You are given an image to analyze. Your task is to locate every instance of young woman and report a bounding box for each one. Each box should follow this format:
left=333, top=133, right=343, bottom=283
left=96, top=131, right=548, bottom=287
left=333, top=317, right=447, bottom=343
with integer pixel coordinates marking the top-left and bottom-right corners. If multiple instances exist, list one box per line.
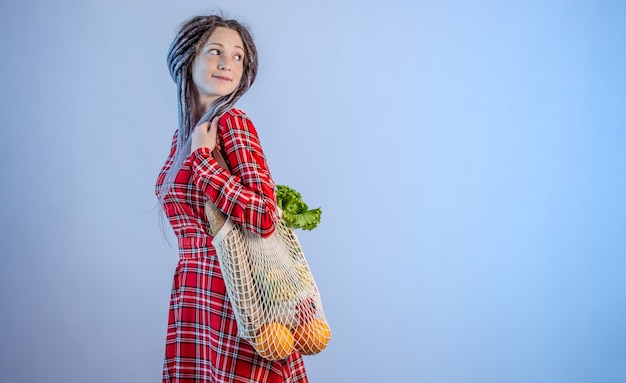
left=155, top=14, right=309, bottom=382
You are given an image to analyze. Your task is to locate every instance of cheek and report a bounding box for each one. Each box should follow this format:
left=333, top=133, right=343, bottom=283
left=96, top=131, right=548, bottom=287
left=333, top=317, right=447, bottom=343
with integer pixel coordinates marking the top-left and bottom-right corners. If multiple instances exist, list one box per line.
left=193, top=57, right=214, bottom=80
left=235, top=65, right=245, bottom=82
left=191, top=61, right=204, bottom=84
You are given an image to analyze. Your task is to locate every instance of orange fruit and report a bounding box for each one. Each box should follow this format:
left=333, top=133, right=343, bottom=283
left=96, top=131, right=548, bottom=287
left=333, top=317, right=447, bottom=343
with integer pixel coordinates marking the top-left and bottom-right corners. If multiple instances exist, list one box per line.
left=293, top=318, right=331, bottom=355
left=254, top=322, right=294, bottom=360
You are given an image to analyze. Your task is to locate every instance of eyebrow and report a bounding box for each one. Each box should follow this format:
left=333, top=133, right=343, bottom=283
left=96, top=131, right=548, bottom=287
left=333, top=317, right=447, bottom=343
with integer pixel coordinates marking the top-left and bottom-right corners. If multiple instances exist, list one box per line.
left=205, top=42, right=245, bottom=51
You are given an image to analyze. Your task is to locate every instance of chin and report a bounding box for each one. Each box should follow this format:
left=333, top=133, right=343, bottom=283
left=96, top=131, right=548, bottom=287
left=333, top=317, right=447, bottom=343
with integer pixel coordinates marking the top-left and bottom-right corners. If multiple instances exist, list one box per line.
left=215, top=87, right=238, bottom=98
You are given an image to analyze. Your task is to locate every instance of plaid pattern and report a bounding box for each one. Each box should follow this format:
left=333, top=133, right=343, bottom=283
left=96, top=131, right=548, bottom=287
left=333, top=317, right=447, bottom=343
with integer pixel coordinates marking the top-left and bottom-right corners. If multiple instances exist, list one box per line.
left=156, top=109, right=308, bottom=382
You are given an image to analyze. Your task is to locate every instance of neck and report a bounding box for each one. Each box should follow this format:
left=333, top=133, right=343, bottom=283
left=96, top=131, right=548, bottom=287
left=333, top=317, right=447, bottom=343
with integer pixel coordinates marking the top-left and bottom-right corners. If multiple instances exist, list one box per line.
left=193, top=93, right=218, bottom=124
left=199, top=95, right=219, bottom=114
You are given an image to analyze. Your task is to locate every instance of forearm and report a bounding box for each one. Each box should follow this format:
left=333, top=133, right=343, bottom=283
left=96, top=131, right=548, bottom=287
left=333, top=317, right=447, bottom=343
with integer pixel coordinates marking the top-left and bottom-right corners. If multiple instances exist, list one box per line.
left=191, top=148, right=278, bottom=238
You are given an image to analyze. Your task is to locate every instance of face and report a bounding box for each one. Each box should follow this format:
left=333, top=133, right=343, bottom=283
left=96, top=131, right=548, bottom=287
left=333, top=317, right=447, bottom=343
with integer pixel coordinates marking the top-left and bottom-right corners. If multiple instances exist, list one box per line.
left=192, top=27, right=245, bottom=108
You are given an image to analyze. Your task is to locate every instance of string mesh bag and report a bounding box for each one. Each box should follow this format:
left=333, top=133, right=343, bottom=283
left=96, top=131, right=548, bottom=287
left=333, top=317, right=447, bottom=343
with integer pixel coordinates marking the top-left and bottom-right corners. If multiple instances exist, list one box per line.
left=204, top=152, right=331, bottom=361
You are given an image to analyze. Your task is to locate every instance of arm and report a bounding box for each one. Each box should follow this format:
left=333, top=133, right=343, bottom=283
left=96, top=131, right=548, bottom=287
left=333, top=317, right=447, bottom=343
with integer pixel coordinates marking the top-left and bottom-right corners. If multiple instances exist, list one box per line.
left=190, top=110, right=279, bottom=238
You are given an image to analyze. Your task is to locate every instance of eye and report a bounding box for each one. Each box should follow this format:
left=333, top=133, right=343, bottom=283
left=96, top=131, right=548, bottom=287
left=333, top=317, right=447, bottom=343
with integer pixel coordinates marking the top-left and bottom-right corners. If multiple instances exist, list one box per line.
left=234, top=53, right=243, bottom=61
left=208, top=48, right=220, bottom=55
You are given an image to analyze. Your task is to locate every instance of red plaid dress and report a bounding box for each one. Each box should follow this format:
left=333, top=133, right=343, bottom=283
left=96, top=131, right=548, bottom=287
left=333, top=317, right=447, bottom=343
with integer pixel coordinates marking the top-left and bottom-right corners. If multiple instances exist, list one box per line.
left=155, top=109, right=309, bottom=382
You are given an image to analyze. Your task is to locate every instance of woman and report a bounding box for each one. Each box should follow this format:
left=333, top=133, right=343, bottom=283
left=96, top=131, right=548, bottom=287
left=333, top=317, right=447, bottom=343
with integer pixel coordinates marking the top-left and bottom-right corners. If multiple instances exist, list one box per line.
left=155, top=14, right=309, bottom=382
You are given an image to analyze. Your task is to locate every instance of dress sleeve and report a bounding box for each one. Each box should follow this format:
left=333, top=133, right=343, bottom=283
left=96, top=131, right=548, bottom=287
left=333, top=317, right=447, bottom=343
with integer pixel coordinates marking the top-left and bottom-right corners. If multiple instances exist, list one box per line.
left=190, top=110, right=279, bottom=238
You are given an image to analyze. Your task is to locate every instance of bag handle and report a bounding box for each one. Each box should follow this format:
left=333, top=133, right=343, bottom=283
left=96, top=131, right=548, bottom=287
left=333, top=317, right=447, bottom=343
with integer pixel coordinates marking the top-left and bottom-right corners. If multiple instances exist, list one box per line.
left=212, top=145, right=230, bottom=172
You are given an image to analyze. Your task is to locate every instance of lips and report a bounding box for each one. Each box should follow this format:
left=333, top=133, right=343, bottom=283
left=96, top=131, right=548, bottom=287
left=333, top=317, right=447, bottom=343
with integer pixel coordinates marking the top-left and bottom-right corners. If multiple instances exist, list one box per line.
left=212, top=75, right=232, bottom=82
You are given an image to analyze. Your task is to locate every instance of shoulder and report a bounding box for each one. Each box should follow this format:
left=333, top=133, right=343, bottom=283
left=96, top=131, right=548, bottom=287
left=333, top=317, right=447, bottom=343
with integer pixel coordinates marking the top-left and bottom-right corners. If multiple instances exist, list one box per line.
left=219, top=108, right=250, bottom=124
left=219, top=108, right=258, bottom=136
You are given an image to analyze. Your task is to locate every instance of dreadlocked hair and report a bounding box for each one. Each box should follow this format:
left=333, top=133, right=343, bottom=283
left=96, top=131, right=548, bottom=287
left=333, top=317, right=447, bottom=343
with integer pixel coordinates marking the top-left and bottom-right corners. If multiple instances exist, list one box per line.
left=159, top=14, right=258, bottom=205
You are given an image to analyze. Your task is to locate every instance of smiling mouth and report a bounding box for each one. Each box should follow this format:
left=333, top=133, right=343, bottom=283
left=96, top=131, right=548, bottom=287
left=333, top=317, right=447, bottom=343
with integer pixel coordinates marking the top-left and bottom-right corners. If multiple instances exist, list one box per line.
left=213, top=75, right=232, bottom=81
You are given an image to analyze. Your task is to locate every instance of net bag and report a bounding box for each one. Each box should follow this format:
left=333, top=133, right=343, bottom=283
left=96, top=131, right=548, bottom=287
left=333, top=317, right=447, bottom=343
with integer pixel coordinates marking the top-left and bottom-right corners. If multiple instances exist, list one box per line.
left=206, top=203, right=331, bottom=360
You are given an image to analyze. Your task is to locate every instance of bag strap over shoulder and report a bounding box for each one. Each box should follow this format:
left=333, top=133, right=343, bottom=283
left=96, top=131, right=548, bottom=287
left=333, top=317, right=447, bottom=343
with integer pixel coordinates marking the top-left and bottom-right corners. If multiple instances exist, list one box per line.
left=212, top=147, right=230, bottom=172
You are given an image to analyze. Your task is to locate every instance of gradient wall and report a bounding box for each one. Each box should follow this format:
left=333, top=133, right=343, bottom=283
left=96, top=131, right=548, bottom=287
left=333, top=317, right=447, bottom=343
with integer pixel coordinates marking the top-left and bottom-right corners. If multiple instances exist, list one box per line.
left=1, top=0, right=625, bottom=382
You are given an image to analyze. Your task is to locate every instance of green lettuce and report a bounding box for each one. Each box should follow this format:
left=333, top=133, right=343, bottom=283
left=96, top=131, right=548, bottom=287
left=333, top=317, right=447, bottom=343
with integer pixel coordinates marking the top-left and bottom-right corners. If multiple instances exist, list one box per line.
left=276, top=184, right=322, bottom=230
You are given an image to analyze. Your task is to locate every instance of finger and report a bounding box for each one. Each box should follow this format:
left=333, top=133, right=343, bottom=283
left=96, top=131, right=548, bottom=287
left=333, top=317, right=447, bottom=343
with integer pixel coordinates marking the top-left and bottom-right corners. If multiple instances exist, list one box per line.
left=209, top=118, right=219, bottom=134
left=194, top=121, right=210, bottom=131
left=210, top=118, right=221, bottom=141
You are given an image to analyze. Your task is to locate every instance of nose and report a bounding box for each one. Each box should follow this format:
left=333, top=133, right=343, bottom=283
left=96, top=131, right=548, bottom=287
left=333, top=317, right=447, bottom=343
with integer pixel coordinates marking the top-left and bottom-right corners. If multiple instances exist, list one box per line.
left=218, top=56, right=232, bottom=71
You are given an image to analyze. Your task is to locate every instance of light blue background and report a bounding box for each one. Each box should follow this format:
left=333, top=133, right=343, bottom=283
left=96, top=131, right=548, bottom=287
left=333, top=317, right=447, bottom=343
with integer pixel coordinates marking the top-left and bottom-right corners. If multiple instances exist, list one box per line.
left=1, top=1, right=625, bottom=382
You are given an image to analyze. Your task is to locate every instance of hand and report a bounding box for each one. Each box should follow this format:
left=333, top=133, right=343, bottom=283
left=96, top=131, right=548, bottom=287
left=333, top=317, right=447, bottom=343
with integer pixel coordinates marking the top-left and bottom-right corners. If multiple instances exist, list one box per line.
left=190, top=118, right=222, bottom=154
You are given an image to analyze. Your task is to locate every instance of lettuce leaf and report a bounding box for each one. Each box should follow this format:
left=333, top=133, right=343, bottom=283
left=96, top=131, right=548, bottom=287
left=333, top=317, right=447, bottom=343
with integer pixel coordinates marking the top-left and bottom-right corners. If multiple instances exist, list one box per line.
left=276, top=184, right=322, bottom=230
